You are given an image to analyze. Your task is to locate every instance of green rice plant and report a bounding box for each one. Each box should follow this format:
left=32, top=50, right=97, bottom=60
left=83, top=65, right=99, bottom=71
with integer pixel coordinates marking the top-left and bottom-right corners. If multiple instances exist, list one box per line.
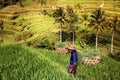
left=0, top=43, right=120, bottom=80
left=55, top=42, right=69, bottom=48
left=80, top=47, right=100, bottom=58
left=0, top=45, right=74, bottom=80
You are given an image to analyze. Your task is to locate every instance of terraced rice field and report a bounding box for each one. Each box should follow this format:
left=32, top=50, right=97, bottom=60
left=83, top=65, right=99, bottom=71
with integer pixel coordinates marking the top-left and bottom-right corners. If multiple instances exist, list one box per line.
left=0, top=45, right=120, bottom=80
left=0, top=1, right=120, bottom=52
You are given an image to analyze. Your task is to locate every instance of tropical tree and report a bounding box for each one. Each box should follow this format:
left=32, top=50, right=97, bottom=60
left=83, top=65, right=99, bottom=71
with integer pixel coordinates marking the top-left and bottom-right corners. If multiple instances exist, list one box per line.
left=52, top=7, right=67, bottom=42
left=37, top=0, right=47, bottom=9
left=40, top=0, right=47, bottom=6
left=66, top=5, right=78, bottom=44
left=37, top=0, right=47, bottom=17
left=19, top=0, right=24, bottom=7
left=80, top=13, right=91, bottom=29
left=107, top=16, right=120, bottom=53
left=89, top=8, right=105, bottom=50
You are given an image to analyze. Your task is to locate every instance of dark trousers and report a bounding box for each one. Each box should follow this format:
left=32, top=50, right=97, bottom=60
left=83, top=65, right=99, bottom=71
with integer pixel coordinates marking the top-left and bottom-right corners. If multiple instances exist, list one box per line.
left=68, top=64, right=77, bottom=77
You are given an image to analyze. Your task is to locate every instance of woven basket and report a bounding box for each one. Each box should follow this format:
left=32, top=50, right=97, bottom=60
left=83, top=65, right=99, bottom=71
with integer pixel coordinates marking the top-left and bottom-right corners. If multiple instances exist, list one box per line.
left=55, top=47, right=68, bottom=54
left=81, top=55, right=100, bottom=65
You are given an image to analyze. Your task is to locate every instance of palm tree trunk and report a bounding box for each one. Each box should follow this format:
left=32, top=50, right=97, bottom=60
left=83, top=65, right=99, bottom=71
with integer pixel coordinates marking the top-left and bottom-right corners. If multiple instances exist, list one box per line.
left=96, top=33, right=98, bottom=50
left=60, top=23, right=62, bottom=43
left=111, top=31, right=114, bottom=53
left=72, top=31, right=74, bottom=44
left=85, top=23, right=87, bottom=28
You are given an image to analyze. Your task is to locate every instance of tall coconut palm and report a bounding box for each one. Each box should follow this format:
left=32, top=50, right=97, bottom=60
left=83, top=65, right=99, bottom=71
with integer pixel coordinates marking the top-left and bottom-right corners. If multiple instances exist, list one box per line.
left=80, top=13, right=91, bottom=29
left=19, top=0, right=24, bottom=7
left=39, top=0, right=47, bottom=9
left=107, top=16, right=120, bottom=53
left=52, top=7, right=67, bottom=43
left=89, top=8, right=105, bottom=50
left=39, top=0, right=47, bottom=6
left=66, top=5, right=78, bottom=44
left=36, top=0, right=47, bottom=15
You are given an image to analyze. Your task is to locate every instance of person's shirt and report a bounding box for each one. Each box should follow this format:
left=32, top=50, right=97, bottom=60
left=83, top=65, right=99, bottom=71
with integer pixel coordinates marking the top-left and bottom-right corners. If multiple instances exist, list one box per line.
left=70, top=50, right=78, bottom=65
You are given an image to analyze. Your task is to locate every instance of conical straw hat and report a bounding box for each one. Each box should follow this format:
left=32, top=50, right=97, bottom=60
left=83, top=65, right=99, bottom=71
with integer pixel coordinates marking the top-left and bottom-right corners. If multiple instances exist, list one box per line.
left=65, top=45, right=76, bottom=50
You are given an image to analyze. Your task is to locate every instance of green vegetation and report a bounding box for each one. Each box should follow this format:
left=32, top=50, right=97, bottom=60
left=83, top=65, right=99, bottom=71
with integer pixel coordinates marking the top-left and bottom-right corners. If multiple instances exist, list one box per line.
left=0, top=1, right=120, bottom=79
left=0, top=1, right=119, bottom=45
left=80, top=47, right=100, bottom=58
left=0, top=45, right=120, bottom=80
left=89, top=8, right=105, bottom=50
left=0, top=1, right=119, bottom=49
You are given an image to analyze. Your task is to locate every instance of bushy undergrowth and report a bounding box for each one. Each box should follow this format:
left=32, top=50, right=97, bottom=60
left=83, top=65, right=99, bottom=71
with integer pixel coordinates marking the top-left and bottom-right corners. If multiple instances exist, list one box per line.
left=55, top=42, right=70, bottom=48
left=0, top=45, right=120, bottom=80
left=80, top=47, right=100, bottom=58
left=108, top=52, right=120, bottom=61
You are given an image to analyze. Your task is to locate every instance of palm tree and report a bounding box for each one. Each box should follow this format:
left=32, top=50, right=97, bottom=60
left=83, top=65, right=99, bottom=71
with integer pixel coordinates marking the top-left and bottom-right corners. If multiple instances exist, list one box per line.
left=37, top=0, right=47, bottom=9
left=37, top=0, right=47, bottom=18
left=107, top=16, right=120, bottom=53
left=89, top=8, right=105, bottom=50
left=39, top=0, right=47, bottom=6
left=80, top=13, right=91, bottom=29
left=66, top=5, right=78, bottom=44
left=19, top=0, right=24, bottom=7
left=52, top=7, right=67, bottom=42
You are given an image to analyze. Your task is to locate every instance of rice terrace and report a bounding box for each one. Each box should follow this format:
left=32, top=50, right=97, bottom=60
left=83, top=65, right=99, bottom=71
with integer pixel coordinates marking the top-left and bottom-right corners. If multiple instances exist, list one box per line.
left=0, top=0, right=120, bottom=80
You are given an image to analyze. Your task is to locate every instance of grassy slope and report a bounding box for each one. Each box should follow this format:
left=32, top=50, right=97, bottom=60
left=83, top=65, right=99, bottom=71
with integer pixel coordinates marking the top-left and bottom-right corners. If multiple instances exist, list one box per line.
left=0, top=45, right=120, bottom=80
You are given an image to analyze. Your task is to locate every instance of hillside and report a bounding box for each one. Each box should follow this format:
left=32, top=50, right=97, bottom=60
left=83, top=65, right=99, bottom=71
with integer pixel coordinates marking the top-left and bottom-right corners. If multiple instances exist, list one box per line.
left=0, top=1, right=120, bottom=80
left=0, top=0, right=120, bottom=52
left=0, top=45, right=120, bottom=80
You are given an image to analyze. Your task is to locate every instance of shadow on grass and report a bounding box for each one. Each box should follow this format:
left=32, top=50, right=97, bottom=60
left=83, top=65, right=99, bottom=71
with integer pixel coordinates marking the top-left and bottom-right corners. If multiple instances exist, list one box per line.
left=108, top=52, right=120, bottom=61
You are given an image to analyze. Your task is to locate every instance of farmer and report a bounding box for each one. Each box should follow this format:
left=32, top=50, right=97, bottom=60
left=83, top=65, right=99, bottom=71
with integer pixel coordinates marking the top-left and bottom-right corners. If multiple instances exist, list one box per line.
left=65, top=45, right=78, bottom=77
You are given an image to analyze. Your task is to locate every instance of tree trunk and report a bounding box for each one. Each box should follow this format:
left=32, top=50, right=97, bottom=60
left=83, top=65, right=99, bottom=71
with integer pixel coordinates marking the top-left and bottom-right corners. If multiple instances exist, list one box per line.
left=19, top=1, right=24, bottom=7
left=72, top=31, right=74, bottom=44
left=111, top=31, right=114, bottom=53
left=85, top=22, right=87, bottom=28
left=60, top=23, right=62, bottom=43
left=96, top=33, right=98, bottom=50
